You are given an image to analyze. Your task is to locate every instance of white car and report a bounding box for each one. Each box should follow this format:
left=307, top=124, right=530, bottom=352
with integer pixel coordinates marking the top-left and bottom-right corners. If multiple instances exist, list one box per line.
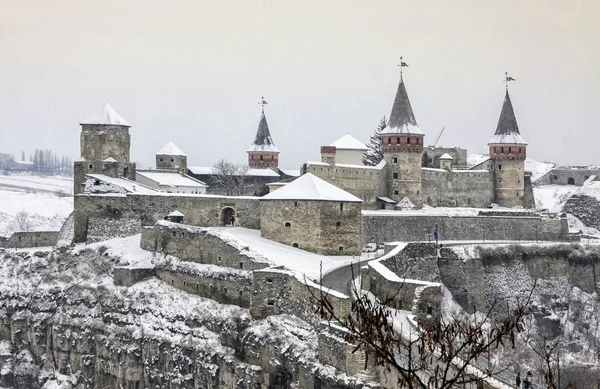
left=362, top=243, right=377, bottom=253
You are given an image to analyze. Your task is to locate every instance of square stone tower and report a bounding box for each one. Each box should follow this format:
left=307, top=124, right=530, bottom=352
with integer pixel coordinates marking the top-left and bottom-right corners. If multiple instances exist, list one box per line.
left=74, top=103, right=136, bottom=194
left=380, top=74, right=425, bottom=207
left=155, top=141, right=188, bottom=174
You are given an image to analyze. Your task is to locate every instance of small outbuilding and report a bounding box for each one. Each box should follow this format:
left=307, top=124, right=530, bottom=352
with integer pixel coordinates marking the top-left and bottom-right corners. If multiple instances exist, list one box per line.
left=260, top=173, right=363, bottom=255
left=166, top=210, right=185, bottom=224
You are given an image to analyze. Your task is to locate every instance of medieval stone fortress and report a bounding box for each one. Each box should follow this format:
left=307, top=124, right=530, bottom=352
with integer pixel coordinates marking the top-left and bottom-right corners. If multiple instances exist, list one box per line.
left=2, top=65, right=600, bottom=388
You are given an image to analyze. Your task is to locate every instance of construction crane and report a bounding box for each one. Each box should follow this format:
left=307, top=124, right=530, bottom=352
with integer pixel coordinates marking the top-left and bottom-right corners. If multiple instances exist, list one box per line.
left=430, top=127, right=445, bottom=149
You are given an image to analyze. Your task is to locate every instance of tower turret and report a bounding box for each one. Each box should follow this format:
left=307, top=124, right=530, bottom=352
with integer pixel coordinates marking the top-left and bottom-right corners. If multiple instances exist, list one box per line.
left=488, top=86, right=527, bottom=207
left=156, top=141, right=188, bottom=174
left=380, top=69, right=425, bottom=206
left=247, top=108, right=279, bottom=169
left=74, top=103, right=136, bottom=194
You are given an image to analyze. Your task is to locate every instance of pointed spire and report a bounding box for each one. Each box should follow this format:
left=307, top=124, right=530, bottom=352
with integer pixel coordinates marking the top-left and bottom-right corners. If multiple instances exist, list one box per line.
left=489, top=89, right=527, bottom=145
left=247, top=111, right=279, bottom=153
left=80, top=102, right=130, bottom=126
left=382, top=75, right=424, bottom=135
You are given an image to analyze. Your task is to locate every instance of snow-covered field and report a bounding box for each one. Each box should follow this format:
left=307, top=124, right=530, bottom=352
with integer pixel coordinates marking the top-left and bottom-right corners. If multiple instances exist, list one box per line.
left=0, top=174, right=73, bottom=194
left=0, top=176, right=73, bottom=236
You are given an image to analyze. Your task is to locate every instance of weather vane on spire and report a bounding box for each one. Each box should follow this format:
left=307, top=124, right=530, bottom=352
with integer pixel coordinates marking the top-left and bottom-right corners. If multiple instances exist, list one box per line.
left=398, top=56, right=409, bottom=79
left=258, top=96, right=268, bottom=113
left=505, top=72, right=516, bottom=90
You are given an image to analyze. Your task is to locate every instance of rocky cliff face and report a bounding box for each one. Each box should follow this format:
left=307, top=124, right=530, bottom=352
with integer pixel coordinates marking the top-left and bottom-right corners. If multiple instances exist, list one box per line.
left=382, top=243, right=600, bottom=386
left=564, top=194, right=600, bottom=231
left=0, top=247, right=372, bottom=389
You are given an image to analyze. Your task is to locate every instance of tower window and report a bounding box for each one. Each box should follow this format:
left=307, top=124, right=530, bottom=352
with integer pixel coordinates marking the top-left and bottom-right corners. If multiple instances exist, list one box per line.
left=498, top=179, right=502, bottom=183
left=271, top=155, right=274, bottom=160
left=393, top=172, right=398, bottom=179
left=508, top=147, right=512, bottom=153
left=494, top=147, right=497, bottom=154
left=396, top=137, right=400, bottom=144
left=340, top=203, right=344, bottom=212
left=260, top=155, right=263, bottom=161
left=416, top=137, right=419, bottom=145
left=501, top=147, right=504, bottom=154
left=339, top=246, right=344, bottom=252
left=336, top=221, right=341, bottom=227
left=160, top=158, right=163, bottom=162
left=284, top=222, right=291, bottom=228
left=394, top=190, right=399, bottom=195
left=294, top=201, right=298, bottom=207
left=407, top=137, right=411, bottom=144
left=393, top=157, right=398, bottom=164
left=292, top=243, right=299, bottom=248
left=89, top=164, right=93, bottom=169
left=251, top=155, right=254, bottom=160
left=498, top=164, right=502, bottom=170
left=519, top=147, right=522, bottom=153
left=171, top=158, right=174, bottom=162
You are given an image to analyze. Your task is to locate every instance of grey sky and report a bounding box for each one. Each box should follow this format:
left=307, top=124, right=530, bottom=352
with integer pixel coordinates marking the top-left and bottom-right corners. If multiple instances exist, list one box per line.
left=1, top=0, right=598, bottom=169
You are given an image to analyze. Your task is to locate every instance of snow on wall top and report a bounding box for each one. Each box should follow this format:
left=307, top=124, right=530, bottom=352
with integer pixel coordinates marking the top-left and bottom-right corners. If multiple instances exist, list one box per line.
left=262, top=173, right=362, bottom=202
left=136, top=171, right=207, bottom=187
left=87, top=174, right=157, bottom=194
left=188, top=166, right=280, bottom=177
left=80, top=102, right=130, bottom=126
left=156, top=141, right=187, bottom=156
left=329, top=134, right=368, bottom=150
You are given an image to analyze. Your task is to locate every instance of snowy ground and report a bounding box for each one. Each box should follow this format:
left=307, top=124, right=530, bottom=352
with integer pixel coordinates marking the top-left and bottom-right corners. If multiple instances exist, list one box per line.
left=533, top=184, right=580, bottom=212
left=0, top=188, right=73, bottom=236
left=0, top=174, right=73, bottom=194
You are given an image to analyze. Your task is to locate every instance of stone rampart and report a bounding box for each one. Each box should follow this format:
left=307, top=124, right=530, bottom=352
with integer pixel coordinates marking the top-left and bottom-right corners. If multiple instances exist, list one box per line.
left=318, top=323, right=368, bottom=376
left=421, top=168, right=494, bottom=208
left=74, top=192, right=261, bottom=243
left=155, top=260, right=252, bottom=308
left=2, top=231, right=59, bottom=248
left=250, top=268, right=350, bottom=325
left=362, top=212, right=569, bottom=245
left=536, top=168, right=600, bottom=186
left=141, top=221, right=271, bottom=271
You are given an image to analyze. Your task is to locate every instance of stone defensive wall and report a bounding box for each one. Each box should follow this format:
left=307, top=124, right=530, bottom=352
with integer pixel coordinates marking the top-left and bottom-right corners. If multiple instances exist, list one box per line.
left=421, top=168, right=494, bottom=208
left=307, top=162, right=387, bottom=207
left=317, top=323, right=368, bottom=377
left=536, top=167, right=600, bottom=186
left=251, top=268, right=350, bottom=326
left=74, top=192, right=261, bottom=243
left=140, top=221, right=350, bottom=326
left=0, top=231, right=59, bottom=249
left=140, top=221, right=271, bottom=271
left=362, top=211, right=570, bottom=245
left=155, top=259, right=253, bottom=308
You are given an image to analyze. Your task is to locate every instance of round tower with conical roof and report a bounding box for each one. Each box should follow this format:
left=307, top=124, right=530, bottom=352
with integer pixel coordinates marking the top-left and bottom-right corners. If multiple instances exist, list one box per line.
left=488, top=89, right=527, bottom=207
left=247, top=109, right=279, bottom=169
left=74, top=103, right=136, bottom=194
left=380, top=74, right=425, bottom=206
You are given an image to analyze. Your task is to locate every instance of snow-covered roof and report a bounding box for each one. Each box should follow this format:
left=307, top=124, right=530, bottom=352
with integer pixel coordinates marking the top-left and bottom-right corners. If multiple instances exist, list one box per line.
left=136, top=171, right=207, bottom=187
left=306, top=159, right=386, bottom=170
left=103, top=157, right=118, bottom=163
left=439, top=153, right=453, bottom=160
left=280, top=169, right=300, bottom=177
left=80, top=102, right=130, bottom=126
left=262, top=173, right=362, bottom=202
left=381, top=77, right=424, bottom=136
left=87, top=174, right=157, bottom=194
left=156, top=141, right=187, bottom=157
left=247, top=112, right=279, bottom=153
left=488, top=90, right=527, bottom=145
left=329, top=134, right=368, bottom=150
left=168, top=210, right=185, bottom=217
left=377, top=196, right=397, bottom=204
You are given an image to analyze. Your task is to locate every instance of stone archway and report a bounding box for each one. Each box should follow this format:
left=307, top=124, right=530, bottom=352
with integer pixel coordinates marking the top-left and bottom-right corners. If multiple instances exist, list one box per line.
left=568, top=177, right=575, bottom=185
left=222, top=207, right=236, bottom=226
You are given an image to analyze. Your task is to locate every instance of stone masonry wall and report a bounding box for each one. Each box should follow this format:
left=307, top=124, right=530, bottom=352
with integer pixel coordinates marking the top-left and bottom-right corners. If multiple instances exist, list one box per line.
left=536, top=168, right=600, bottom=186
left=141, top=221, right=271, bottom=271
left=422, top=168, right=494, bottom=208
left=307, top=164, right=386, bottom=208
left=250, top=269, right=350, bottom=326
left=74, top=193, right=261, bottom=242
left=3, top=231, right=59, bottom=248
left=362, top=212, right=569, bottom=245
left=260, top=200, right=362, bottom=255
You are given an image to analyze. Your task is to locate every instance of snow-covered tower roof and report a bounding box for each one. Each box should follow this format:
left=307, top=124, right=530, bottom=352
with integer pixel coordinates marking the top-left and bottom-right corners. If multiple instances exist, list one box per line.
left=439, top=153, right=453, bottom=160
left=156, top=141, right=187, bottom=156
left=329, top=135, right=368, bottom=150
left=247, top=112, right=279, bottom=153
left=488, top=90, right=527, bottom=145
left=381, top=76, right=424, bottom=135
left=262, top=173, right=362, bottom=202
left=80, top=102, right=130, bottom=127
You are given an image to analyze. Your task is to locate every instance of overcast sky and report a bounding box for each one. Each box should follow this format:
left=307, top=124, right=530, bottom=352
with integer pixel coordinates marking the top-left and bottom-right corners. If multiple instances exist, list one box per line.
left=1, top=0, right=598, bottom=169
